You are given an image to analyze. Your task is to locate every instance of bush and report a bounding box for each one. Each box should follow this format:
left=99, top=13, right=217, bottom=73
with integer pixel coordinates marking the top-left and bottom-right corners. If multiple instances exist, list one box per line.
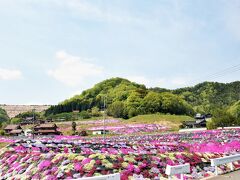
left=91, top=107, right=101, bottom=117
left=206, top=121, right=216, bottom=130
left=211, top=108, right=237, bottom=128
left=10, top=118, right=21, bottom=124
left=0, top=129, right=5, bottom=136
left=79, top=130, right=88, bottom=136
left=79, top=111, right=91, bottom=119
left=107, top=101, right=125, bottom=118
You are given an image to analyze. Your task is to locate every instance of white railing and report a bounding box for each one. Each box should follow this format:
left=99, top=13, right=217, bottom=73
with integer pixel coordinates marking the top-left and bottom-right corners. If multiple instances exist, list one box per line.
left=78, top=173, right=120, bottom=180
left=165, top=163, right=190, bottom=180
left=179, top=128, right=207, bottom=132
left=211, top=154, right=240, bottom=176
left=217, top=127, right=240, bottom=129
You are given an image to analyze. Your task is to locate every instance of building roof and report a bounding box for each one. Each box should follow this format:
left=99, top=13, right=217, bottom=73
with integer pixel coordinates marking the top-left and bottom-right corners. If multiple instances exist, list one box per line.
left=4, top=125, right=21, bottom=130
left=37, top=129, right=59, bottom=133
left=35, top=123, right=57, bottom=128
left=10, top=129, right=23, bottom=134
left=25, top=117, right=34, bottom=120
left=91, top=129, right=109, bottom=132
left=184, top=121, right=197, bottom=126
left=184, top=119, right=206, bottom=126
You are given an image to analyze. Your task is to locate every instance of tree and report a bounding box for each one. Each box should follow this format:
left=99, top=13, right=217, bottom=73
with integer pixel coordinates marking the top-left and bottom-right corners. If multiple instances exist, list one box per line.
left=160, top=92, right=194, bottom=115
left=16, top=111, right=41, bottom=119
left=228, top=100, right=240, bottom=119
left=79, top=111, right=91, bottom=119
left=0, top=108, right=9, bottom=123
left=10, top=118, right=21, bottom=124
left=72, top=121, right=77, bottom=134
left=125, top=91, right=143, bottom=118
left=210, top=108, right=237, bottom=128
left=107, top=101, right=125, bottom=118
left=141, top=92, right=162, bottom=114
left=91, top=107, right=101, bottom=117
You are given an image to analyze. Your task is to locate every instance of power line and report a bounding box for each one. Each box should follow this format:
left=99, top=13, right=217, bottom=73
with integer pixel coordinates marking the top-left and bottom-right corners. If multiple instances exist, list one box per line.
left=203, top=64, right=240, bottom=80
left=187, top=63, right=240, bottom=87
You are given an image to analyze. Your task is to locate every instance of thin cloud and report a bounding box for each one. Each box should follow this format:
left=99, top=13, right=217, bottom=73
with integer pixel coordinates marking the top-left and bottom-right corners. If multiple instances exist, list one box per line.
left=48, top=51, right=104, bottom=87
left=0, top=68, right=23, bottom=80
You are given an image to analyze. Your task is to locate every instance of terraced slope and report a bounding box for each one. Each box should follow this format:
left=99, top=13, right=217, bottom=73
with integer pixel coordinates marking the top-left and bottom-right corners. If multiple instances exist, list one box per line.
left=0, top=104, right=51, bottom=118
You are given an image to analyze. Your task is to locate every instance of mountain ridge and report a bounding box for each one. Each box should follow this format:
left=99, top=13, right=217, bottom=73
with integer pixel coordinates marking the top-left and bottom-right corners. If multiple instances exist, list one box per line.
left=45, top=77, right=240, bottom=118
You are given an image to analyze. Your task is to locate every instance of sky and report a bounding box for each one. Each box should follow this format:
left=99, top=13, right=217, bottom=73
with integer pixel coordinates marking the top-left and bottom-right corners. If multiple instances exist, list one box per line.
left=0, top=0, right=240, bottom=105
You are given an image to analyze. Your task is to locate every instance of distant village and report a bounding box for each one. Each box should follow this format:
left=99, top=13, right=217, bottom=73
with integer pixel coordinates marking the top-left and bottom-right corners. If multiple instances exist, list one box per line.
left=4, top=117, right=62, bottom=137
left=3, top=113, right=213, bottom=137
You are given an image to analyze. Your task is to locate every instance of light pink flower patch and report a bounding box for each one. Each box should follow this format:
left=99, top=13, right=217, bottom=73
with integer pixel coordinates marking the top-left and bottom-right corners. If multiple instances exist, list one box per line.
left=39, top=160, right=52, bottom=170
left=81, top=158, right=92, bottom=165
left=74, top=163, right=83, bottom=171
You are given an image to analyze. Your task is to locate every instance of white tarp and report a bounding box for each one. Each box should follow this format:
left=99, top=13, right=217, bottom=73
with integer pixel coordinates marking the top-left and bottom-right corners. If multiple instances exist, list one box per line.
left=77, top=173, right=120, bottom=180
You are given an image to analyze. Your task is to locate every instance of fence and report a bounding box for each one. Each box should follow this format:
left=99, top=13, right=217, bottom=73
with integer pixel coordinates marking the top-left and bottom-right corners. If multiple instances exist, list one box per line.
left=211, top=154, right=240, bottom=176
left=165, top=163, right=190, bottom=180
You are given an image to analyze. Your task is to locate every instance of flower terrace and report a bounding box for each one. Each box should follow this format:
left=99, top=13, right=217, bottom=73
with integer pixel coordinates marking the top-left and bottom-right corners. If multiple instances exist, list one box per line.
left=0, top=129, right=240, bottom=179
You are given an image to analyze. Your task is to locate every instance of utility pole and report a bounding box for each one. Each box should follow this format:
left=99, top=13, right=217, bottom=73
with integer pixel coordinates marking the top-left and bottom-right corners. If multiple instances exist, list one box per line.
left=32, top=108, right=35, bottom=122
left=32, top=108, right=36, bottom=139
left=103, top=96, right=106, bottom=142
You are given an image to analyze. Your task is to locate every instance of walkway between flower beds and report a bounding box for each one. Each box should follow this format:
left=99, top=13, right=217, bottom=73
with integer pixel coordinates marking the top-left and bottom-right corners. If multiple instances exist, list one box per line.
left=207, top=170, right=240, bottom=180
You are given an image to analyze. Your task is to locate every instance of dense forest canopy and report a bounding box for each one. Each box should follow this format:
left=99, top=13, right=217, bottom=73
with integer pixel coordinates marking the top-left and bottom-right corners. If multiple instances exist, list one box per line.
left=0, top=107, right=9, bottom=127
left=173, top=81, right=240, bottom=113
left=45, top=78, right=240, bottom=119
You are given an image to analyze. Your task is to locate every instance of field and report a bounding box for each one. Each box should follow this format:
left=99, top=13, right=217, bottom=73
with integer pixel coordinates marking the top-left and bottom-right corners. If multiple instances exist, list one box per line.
left=127, top=114, right=193, bottom=130
left=53, top=114, right=193, bottom=135
left=0, top=128, right=240, bottom=179
left=0, top=142, right=9, bottom=149
left=1, top=114, right=239, bottom=179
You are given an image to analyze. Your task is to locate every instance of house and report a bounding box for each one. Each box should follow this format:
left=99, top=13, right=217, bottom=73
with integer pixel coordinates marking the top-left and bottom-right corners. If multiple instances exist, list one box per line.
left=182, top=113, right=211, bottom=129
left=34, top=123, right=62, bottom=135
left=9, top=129, right=24, bottom=136
left=4, top=124, right=22, bottom=134
left=20, top=117, right=45, bottom=125
left=182, top=119, right=206, bottom=128
left=92, top=129, right=109, bottom=135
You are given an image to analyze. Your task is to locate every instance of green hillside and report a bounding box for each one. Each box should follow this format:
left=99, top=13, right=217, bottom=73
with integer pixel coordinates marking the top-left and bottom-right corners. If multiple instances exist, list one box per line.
left=45, top=78, right=240, bottom=120
left=0, top=108, right=9, bottom=122
left=173, top=81, right=240, bottom=113
left=127, top=114, right=193, bottom=130
left=0, top=107, right=9, bottom=128
left=45, top=78, right=193, bottom=118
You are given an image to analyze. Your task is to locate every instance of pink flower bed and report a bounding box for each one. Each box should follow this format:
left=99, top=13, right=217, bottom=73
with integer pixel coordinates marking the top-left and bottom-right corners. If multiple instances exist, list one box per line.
left=79, top=119, right=120, bottom=125
left=88, top=124, right=168, bottom=134
left=0, top=137, right=16, bottom=143
left=0, top=129, right=240, bottom=179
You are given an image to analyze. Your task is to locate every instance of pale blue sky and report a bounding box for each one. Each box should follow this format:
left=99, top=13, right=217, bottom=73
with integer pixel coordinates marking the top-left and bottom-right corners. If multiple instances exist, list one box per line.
left=0, top=0, right=240, bottom=104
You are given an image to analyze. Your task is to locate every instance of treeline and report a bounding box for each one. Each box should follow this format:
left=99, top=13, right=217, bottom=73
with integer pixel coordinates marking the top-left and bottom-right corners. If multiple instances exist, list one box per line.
left=0, top=107, right=9, bottom=128
left=173, top=81, right=240, bottom=113
left=45, top=78, right=240, bottom=120
left=208, top=100, right=240, bottom=129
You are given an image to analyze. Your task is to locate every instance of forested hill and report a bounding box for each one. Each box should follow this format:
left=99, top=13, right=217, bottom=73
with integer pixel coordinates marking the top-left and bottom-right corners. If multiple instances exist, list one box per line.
left=0, top=107, right=9, bottom=123
left=45, top=78, right=240, bottom=118
left=173, top=81, right=240, bottom=112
